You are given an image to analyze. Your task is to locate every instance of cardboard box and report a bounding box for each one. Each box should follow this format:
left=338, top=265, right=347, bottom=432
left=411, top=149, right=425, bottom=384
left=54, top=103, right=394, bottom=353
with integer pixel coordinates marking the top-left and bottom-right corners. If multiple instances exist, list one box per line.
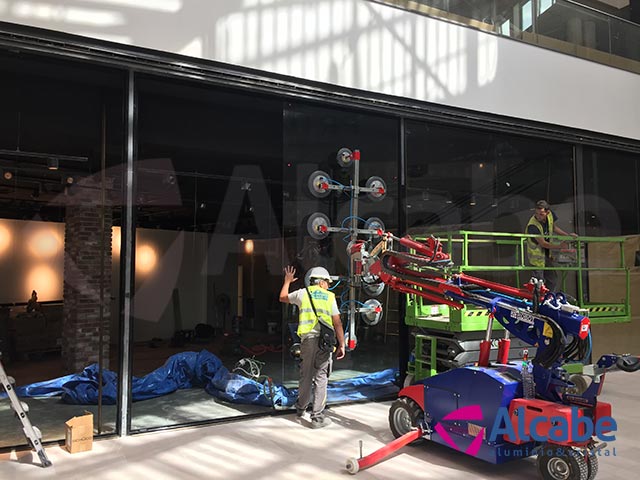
left=65, top=412, right=94, bottom=453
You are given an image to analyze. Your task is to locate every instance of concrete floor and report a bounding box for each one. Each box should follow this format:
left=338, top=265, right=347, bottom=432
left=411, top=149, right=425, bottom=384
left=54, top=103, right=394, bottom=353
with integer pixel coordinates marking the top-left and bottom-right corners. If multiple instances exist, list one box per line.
left=1, top=370, right=638, bottom=480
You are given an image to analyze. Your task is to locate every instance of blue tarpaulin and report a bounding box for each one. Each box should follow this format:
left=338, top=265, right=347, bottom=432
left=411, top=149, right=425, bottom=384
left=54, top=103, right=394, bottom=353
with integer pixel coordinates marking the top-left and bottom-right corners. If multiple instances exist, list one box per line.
left=2, top=350, right=398, bottom=408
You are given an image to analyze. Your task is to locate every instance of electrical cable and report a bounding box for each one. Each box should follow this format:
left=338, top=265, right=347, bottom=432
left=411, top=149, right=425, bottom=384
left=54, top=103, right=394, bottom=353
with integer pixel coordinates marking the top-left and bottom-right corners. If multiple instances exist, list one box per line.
left=327, top=178, right=346, bottom=188
left=341, top=215, right=368, bottom=229
left=583, top=332, right=592, bottom=364
left=533, top=317, right=565, bottom=368
left=233, top=357, right=265, bottom=379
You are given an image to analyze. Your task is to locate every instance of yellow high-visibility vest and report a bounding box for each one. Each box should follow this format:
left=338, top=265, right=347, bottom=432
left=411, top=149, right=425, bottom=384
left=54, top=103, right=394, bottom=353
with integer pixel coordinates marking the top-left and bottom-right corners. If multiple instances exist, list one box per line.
left=297, top=285, right=336, bottom=336
left=526, top=213, right=553, bottom=267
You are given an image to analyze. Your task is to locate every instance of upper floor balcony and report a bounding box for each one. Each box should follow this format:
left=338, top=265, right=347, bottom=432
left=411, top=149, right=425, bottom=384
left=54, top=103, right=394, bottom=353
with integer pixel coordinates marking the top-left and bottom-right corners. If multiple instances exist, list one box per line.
left=376, top=0, right=640, bottom=74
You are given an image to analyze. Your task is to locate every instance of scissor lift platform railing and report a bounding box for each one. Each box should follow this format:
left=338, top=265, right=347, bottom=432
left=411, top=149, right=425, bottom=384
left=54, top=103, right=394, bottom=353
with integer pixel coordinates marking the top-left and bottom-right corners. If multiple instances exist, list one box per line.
left=408, top=231, right=631, bottom=326
left=404, top=231, right=631, bottom=380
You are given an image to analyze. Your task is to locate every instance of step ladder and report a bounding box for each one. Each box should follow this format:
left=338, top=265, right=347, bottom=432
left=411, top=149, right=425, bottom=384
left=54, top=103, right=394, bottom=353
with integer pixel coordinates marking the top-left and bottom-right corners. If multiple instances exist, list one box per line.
left=0, top=352, right=52, bottom=468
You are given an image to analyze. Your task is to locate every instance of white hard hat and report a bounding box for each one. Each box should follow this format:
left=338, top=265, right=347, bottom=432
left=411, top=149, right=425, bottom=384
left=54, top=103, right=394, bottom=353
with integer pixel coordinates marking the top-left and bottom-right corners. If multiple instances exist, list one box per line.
left=308, top=266, right=332, bottom=283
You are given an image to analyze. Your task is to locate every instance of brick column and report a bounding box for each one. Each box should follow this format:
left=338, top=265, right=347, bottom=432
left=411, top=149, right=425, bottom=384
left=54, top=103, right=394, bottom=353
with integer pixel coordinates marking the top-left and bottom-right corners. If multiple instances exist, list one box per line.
left=62, top=179, right=113, bottom=373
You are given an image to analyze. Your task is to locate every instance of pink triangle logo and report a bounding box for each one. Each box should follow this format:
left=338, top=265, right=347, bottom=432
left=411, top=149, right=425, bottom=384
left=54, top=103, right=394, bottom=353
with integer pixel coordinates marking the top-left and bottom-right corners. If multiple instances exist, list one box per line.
left=434, top=405, right=485, bottom=457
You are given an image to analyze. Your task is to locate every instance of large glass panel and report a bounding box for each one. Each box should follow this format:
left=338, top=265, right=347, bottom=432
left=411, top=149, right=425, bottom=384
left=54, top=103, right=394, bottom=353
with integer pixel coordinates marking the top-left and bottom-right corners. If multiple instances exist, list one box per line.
left=405, top=120, right=575, bottom=287
left=582, top=147, right=640, bottom=357
left=404, top=119, right=578, bottom=376
left=283, top=103, right=400, bottom=381
left=132, top=76, right=285, bottom=429
left=0, top=52, right=124, bottom=448
left=582, top=147, right=640, bottom=236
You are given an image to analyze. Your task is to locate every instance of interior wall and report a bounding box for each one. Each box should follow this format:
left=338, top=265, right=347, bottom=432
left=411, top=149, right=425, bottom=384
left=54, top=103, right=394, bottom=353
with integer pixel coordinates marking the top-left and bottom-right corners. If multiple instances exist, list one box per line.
left=0, top=218, right=64, bottom=303
left=0, top=219, right=208, bottom=343
left=110, top=227, right=208, bottom=343
left=1, top=1, right=639, bottom=141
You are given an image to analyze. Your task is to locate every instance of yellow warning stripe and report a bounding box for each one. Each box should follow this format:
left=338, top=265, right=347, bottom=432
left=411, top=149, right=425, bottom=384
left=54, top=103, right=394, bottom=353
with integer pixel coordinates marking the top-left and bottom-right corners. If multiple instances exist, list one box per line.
left=464, top=310, right=489, bottom=317
left=458, top=306, right=624, bottom=315
left=588, top=306, right=625, bottom=312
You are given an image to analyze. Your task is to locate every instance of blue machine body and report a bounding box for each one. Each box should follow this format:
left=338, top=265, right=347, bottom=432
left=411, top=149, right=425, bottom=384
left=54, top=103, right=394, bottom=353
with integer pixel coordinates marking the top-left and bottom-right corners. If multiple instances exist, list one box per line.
left=417, top=364, right=537, bottom=464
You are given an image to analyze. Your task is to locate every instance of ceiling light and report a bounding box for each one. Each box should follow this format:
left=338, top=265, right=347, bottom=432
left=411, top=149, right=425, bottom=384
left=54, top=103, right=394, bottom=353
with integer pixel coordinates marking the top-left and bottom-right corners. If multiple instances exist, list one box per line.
left=47, top=158, right=59, bottom=170
left=244, top=239, right=254, bottom=255
left=2, top=170, right=12, bottom=180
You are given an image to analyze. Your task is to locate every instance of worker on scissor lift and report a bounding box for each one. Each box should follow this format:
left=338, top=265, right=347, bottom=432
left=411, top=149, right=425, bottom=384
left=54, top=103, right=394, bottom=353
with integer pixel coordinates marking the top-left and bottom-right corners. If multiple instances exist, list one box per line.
left=526, top=199, right=577, bottom=291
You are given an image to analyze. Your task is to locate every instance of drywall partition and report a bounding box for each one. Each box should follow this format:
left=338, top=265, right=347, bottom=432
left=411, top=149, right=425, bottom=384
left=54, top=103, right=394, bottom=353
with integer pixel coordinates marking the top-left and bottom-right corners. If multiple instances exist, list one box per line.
left=1, top=0, right=639, bottom=141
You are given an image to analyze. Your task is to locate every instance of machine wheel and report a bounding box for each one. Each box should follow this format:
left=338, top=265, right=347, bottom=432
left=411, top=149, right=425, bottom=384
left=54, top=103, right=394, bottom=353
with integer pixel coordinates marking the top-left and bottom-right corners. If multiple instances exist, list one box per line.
left=537, top=445, right=589, bottom=480
left=586, top=452, right=598, bottom=480
left=402, top=374, right=414, bottom=388
left=388, top=397, right=423, bottom=443
left=345, top=457, right=359, bottom=474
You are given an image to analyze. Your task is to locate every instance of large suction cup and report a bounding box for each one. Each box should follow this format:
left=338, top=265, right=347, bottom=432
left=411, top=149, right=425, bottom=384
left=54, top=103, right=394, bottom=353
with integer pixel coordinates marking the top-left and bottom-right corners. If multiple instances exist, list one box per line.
left=362, top=278, right=385, bottom=297
left=365, top=176, right=387, bottom=201
left=361, top=299, right=383, bottom=326
left=307, top=212, right=331, bottom=239
left=308, top=170, right=332, bottom=198
left=364, top=217, right=385, bottom=238
left=336, top=148, right=353, bottom=167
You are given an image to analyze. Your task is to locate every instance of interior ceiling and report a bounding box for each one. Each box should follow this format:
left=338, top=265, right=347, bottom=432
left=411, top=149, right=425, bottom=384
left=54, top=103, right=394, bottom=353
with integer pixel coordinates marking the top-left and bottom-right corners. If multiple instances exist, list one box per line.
left=0, top=51, right=285, bottom=233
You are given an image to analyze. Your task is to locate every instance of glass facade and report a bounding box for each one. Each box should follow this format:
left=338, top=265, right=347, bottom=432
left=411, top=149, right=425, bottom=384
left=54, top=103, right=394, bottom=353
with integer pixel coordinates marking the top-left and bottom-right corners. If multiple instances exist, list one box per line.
left=0, top=51, right=124, bottom=445
left=283, top=103, right=401, bottom=383
left=1, top=38, right=639, bottom=448
left=582, top=147, right=640, bottom=236
left=405, top=120, right=576, bottom=289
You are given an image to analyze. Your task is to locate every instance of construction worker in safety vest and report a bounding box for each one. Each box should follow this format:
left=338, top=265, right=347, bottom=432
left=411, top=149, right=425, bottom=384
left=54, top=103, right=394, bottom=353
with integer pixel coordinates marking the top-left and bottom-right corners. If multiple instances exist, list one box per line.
left=279, top=265, right=345, bottom=429
left=526, top=200, right=577, bottom=291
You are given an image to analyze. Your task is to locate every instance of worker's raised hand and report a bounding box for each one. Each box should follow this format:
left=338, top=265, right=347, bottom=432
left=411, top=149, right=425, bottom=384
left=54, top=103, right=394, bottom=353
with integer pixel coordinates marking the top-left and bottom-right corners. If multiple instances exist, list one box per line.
left=283, top=265, right=298, bottom=283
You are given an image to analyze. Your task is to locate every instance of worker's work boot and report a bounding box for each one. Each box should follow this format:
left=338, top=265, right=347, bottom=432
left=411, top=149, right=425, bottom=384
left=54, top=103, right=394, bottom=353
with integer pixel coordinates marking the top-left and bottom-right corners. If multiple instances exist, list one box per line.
left=295, top=403, right=308, bottom=418
left=310, top=415, right=331, bottom=429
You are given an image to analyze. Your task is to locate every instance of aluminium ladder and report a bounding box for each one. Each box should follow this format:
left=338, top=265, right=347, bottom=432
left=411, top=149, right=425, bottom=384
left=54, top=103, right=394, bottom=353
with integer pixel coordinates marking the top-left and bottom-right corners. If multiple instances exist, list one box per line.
left=0, top=352, right=52, bottom=467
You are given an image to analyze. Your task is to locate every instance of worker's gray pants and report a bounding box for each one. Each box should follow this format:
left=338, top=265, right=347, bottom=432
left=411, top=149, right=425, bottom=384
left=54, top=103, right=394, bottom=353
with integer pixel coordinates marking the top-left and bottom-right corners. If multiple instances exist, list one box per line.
left=531, top=257, right=558, bottom=292
left=295, top=336, right=331, bottom=419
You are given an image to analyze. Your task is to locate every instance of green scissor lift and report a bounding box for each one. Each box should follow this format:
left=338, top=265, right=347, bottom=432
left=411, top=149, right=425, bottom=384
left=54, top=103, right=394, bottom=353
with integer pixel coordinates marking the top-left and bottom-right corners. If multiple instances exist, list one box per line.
left=405, top=231, right=631, bottom=381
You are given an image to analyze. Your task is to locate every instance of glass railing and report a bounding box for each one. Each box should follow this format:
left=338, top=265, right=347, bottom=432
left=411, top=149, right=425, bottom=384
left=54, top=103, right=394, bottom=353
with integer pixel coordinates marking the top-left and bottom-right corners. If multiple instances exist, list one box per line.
left=375, top=0, right=640, bottom=74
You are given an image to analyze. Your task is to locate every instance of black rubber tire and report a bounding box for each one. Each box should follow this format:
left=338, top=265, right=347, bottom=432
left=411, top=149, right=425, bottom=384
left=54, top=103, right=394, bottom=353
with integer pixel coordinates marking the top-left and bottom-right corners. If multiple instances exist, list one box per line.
left=537, top=445, right=589, bottom=480
left=586, top=453, right=598, bottom=480
left=388, top=397, right=423, bottom=444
